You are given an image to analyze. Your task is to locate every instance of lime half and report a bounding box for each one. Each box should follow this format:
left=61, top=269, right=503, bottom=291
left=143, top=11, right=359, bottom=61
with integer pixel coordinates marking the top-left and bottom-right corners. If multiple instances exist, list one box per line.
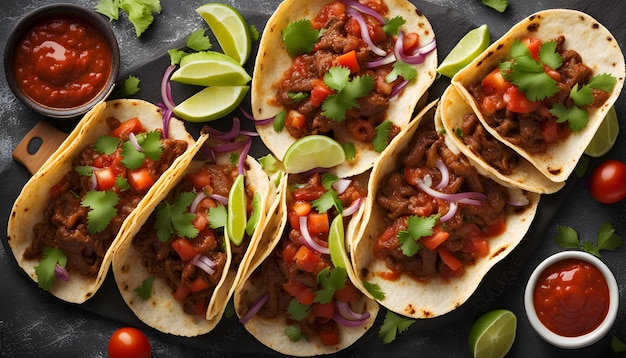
left=437, top=24, right=490, bottom=78
left=171, top=51, right=251, bottom=86
left=282, top=135, right=346, bottom=173
left=196, top=3, right=251, bottom=65
left=227, top=174, right=247, bottom=246
left=585, top=105, right=619, bottom=157
left=328, top=215, right=346, bottom=269
left=173, top=85, right=249, bottom=122
left=468, top=309, right=517, bottom=358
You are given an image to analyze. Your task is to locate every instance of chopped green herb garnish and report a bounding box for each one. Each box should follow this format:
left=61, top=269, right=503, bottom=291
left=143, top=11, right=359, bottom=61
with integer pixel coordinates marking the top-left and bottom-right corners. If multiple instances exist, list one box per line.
left=382, top=16, right=405, bottom=36
left=208, top=204, right=227, bottom=229
left=612, top=335, right=626, bottom=353
left=397, top=214, right=440, bottom=257
left=94, top=135, right=121, bottom=155
left=75, top=166, right=94, bottom=176
left=312, top=190, right=342, bottom=214
left=385, top=60, right=417, bottom=83
left=314, top=267, right=347, bottom=304
left=34, top=247, right=67, bottom=291
left=186, top=29, right=212, bottom=52
left=81, top=190, right=120, bottom=234
left=288, top=92, right=309, bottom=103
left=554, top=222, right=623, bottom=257
left=378, top=311, right=416, bottom=344
left=249, top=25, right=260, bottom=42
left=168, top=48, right=189, bottom=65
left=121, top=130, right=163, bottom=169
left=116, top=75, right=141, bottom=97
left=320, top=173, right=339, bottom=190
left=373, top=120, right=392, bottom=153
left=281, top=19, right=319, bottom=57
left=134, top=276, right=155, bottom=300
left=115, top=176, right=131, bottom=191
left=342, top=142, right=356, bottom=161
left=363, top=280, right=385, bottom=301
left=482, top=0, right=508, bottom=12
left=287, top=297, right=311, bottom=320
left=155, top=191, right=198, bottom=242
left=322, top=68, right=374, bottom=121
left=285, top=324, right=304, bottom=342
left=273, top=110, right=286, bottom=132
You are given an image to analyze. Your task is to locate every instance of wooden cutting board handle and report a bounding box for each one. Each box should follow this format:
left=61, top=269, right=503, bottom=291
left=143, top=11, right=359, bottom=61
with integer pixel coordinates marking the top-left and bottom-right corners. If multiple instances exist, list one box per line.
left=12, top=121, right=69, bottom=175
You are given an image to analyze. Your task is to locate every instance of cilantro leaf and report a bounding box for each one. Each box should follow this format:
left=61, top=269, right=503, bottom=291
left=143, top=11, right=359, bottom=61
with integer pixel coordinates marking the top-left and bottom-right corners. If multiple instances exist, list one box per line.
left=597, top=222, right=623, bottom=251
left=282, top=20, right=319, bottom=57
left=315, top=267, right=347, bottom=304
left=382, top=16, right=405, bottom=36
left=273, top=110, right=286, bottom=132
left=538, top=41, right=563, bottom=70
left=121, top=140, right=146, bottom=170
left=34, top=247, right=67, bottom=291
left=249, top=25, right=260, bottom=42
left=386, top=60, right=417, bottom=83
left=168, top=48, right=189, bottom=65
left=379, top=311, right=416, bottom=344
left=481, top=0, right=508, bottom=12
left=81, top=191, right=119, bottom=234
left=115, top=176, right=131, bottom=191
left=397, top=215, right=439, bottom=257
left=287, top=298, right=311, bottom=320
left=324, top=67, right=350, bottom=92
left=554, top=223, right=623, bottom=257
left=322, top=74, right=374, bottom=121
left=571, top=74, right=618, bottom=106
left=115, top=75, right=141, bottom=97
left=288, top=92, right=308, bottom=103
left=373, top=120, right=391, bottom=153
left=285, top=324, right=304, bottom=342
left=187, top=29, right=212, bottom=52
left=612, top=335, right=626, bottom=353
left=94, top=135, right=121, bottom=155
left=312, top=190, right=342, bottom=214
left=553, top=225, right=580, bottom=248
left=320, top=173, right=339, bottom=190
left=587, top=73, right=618, bottom=93
left=75, top=166, right=94, bottom=176
left=137, top=131, right=164, bottom=161
left=363, top=280, right=385, bottom=301
left=569, top=83, right=595, bottom=107
left=502, top=39, right=559, bottom=101
left=155, top=191, right=198, bottom=242
left=134, top=276, right=155, bottom=300
left=342, top=142, right=356, bottom=161
left=208, top=204, right=227, bottom=229
left=550, top=104, right=588, bottom=131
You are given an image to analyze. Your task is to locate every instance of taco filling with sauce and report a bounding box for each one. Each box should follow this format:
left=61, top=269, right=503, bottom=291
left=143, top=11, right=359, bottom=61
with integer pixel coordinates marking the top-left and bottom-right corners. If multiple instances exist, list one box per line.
left=239, top=172, right=370, bottom=348
left=373, top=119, right=524, bottom=280
left=468, top=35, right=617, bottom=155
left=274, top=0, right=433, bottom=144
left=25, top=116, right=189, bottom=290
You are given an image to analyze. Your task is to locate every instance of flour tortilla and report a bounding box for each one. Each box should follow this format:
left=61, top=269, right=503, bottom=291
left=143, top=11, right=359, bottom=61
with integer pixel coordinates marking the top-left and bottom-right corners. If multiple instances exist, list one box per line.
left=233, top=172, right=379, bottom=356
left=437, top=86, right=565, bottom=194
left=351, top=101, right=539, bottom=318
left=112, top=153, right=274, bottom=337
left=7, top=99, right=197, bottom=304
left=452, top=9, right=625, bottom=183
left=251, top=0, right=437, bottom=177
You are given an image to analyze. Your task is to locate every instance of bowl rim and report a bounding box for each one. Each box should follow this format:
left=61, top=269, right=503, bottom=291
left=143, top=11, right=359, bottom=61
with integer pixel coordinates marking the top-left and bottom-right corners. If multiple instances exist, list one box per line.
left=524, top=250, right=619, bottom=349
left=3, top=3, right=120, bottom=119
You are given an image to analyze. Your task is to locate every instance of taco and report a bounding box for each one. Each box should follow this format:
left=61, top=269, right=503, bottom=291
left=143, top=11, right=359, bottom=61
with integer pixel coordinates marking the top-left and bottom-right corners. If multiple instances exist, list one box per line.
left=451, top=9, right=625, bottom=183
left=112, top=141, right=276, bottom=336
left=251, top=0, right=437, bottom=177
left=7, top=99, right=198, bottom=304
left=234, top=170, right=378, bottom=356
left=351, top=101, right=539, bottom=318
left=437, top=86, right=565, bottom=194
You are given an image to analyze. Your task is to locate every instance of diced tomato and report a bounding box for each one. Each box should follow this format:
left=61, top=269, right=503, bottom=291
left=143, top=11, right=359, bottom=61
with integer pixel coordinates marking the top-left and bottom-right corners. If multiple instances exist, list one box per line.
left=283, top=280, right=315, bottom=306
left=463, top=237, right=490, bottom=257
left=192, top=212, right=208, bottom=232
left=481, top=94, right=505, bottom=116
left=521, top=37, right=542, bottom=60
left=171, top=237, right=198, bottom=261
left=366, top=15, right=386, bottom=43
left=481, top=68, right=511, bottom=95
left=294, top=244, right=321, bottom=273
left=541, top=119, right=560, bottom=144
left=187, top=170, right=211, bottom=192
left=109, top=117, right=145, bottom=139
left=285, top=110, right=306, bottom=129
left=402, top=32, right=420, bottom=55
left=312, top=1, right=346, bottom=29
left=292, top=200, right=312, bottom=216
left=503, top=85, right=540, bottom=114
left=334, top=282, right=361, bottom=303
left=318, top=324, right=340, bottom=346
left=336, top=50, right=360, bottom=73
left=307, top=212, right=329, bottom=237
left=189, top=276, right=210, bottom=293
left=193, top=297, right=208, bottom=316
left=484, top=218, right=506, bottom=237
left=94, top=167, right=117, bottom=191
left=195, top=197, right=217, bottom=214
left=173, top=285, right=190, bottom=301
left=128, top=168, right=155, bottom=191
left=282, top=242, right=298, bottom=264
left=310, top=81, right=334, bottom=106
left=404, top=166, right=428, bottom=187
left=311, top=302, right=335, bottom=319
left=438, top=248, right=462, bottom=271
left=420, top=228, right=449, bottom=251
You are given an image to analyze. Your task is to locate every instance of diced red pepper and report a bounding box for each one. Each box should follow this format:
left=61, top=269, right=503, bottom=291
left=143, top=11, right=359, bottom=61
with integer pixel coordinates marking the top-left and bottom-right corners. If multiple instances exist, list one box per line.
left=334, top=281, right=361, bottom=303
left=521, top=37, right=542, bottom=60
left=282, top=242, right=298, bottom=264
left=503, top=85, right=539, bottom=114
left=311, top=302, right=335, bottom=319
left=481, top=68, right=511, bottom=96
left=336, top=50, right=360, bottom=73
left=128, top=168, right=155, bottom=191
left=189, top=276, right=210, bottom=293
left=420, top=227, right=449, bottom=251
left=438, top=248, right=462, bottom=271
left=463, top=237, right=490, bottom=257
left=109, top=117, right=145, bottom=139
left=173, top=285, right=190, bottom=301
left=283, top=280, right=315, bottom=306
left=307, top=212, right=329, bottom=237
left=171, top=237, right=198, bottom=261
left=186, top=170, right=212, bottom=192
left=318, top=324, right=340, bottom=346
left=310, top=81, right=334, bottom=106
left=294, top=244, right=321, bottom=273
left=94, top=167, right=117, bottom=191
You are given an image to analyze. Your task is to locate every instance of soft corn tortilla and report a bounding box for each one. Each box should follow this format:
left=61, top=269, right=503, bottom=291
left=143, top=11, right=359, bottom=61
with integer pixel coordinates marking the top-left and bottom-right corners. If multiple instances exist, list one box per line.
left=7, top=99, right=197, bottom=304
left=251, top=0, right=437, bottom=177
left=451, top=9, right=625, bottom=183
left=437, top=86, right=565, bottom=194
left=233, top=172, right=379, bottom=356
left=112, top=153, right=274, bottom=337
left=351, top=101, right=539, bottom=318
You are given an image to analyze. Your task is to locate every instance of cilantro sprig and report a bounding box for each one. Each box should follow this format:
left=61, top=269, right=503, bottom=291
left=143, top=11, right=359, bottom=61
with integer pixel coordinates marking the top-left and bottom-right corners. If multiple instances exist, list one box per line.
left=155, top=191, right=198, bottom=242
left=378, top=311, right=416, bottom=344
left=281, top=20, right=319, bottom=58
left=34, top=247, right=68, bottom=291
left=121, top=131, right=164, bottom=169
left=397, top=214, right=440, bottom=256
left=322, top=67, right=374, bottom=121
left=554, top=222, right=622, bottom=257
left=81, top=190, right=120, bottom=234
left=134, top=276, right=155, bottom=300
left=314, top=267, right=347, bottom=304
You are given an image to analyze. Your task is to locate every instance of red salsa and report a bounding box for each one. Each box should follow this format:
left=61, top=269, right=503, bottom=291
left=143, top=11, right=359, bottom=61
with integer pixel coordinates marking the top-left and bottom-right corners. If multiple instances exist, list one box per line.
left=533, top=258, right=610, bottom=337
left=13, top=14, right=112, bottom=108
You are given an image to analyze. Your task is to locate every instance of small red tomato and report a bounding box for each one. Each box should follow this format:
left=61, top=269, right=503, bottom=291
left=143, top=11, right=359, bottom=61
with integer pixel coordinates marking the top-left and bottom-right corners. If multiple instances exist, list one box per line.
left=108, top=327, right=151, bottom=358
left=589, top=159, right=626, bottom=204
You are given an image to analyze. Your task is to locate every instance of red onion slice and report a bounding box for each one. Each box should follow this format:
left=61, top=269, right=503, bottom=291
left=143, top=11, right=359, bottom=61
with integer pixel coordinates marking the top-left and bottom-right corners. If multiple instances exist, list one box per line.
left=332, top=310, right=370, bottom=327
left=239, top=293, right=269, bottom=324
left=394, top=31, right=436, bottom=65
left=342, top=197, right=363, bottom=217
left=434, top=160, right=449, bottom=190
left=339, top=0, right=386, bottom=24
left=346, top=7, right=387, bottom=57
left=439, top=201, right=458, bottom=222
left=336, top=301, right=369, bottom=321
left=240, top=106, right=275, bottom=125
left=237, top=137, right=252, bottom=176
left=54, top=264, right=69, bottom=281
left=332, top=179, right=352, bottom=195
left=128, top=132, right=143, bottom=151
left=161, top=65, right=177, bottom=111
left=416, top=178, right=485, bottom=204
left=205, top=117, right=241, bottom=141
left=190, top=191, right=208, bottom=214
left=191, top=253, right=216, bottom=276
left=390, top=79, right=409, bottom=99
left=299, top=216, right=330, bottom=254
left=364, top=53, right=396, bottom=69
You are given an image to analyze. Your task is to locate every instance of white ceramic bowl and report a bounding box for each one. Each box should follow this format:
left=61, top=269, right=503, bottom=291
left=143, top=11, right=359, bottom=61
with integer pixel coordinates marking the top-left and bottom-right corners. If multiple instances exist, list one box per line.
left=524, top=250, right=619, bottom=349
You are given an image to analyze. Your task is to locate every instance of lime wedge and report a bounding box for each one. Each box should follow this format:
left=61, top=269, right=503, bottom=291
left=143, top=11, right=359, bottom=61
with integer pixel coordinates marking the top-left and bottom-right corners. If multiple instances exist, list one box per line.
left=282, top=135, right=346, bottom=173
left=468, top=309, right=517, bottom=358
left=585, top=105, right=619, bottom=157
left=173, top=85, right=249, bottom=122
left=328, top=215, right=346, bottom=269
left=171, top=51, right=251, bottom=86
left=227, top=174, right=247, bottom=246
left=437, top=24, right=490, bottom=78
left=196, top=3, right=251, bottom=65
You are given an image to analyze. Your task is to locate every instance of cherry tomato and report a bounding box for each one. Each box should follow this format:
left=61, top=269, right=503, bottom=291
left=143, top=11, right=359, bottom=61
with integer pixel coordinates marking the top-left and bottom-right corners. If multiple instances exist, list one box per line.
left=589, top=159, right=626, bottom=204
left=107, top=327, right=151, bottom=358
